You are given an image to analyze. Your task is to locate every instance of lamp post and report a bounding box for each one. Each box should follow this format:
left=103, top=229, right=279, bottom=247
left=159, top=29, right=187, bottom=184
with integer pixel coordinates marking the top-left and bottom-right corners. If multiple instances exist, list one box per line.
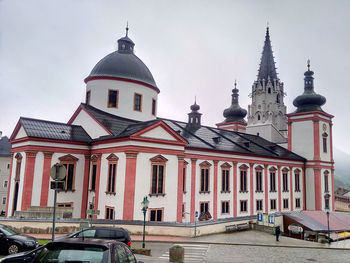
left=141, top=196, right=149, bottom=249
left=324, top=193, right=331, bottom=243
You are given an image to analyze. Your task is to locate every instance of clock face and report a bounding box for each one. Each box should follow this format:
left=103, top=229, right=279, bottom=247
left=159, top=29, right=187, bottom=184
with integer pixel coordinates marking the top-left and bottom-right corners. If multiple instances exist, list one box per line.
left=322, top=123, right=327, bottom=131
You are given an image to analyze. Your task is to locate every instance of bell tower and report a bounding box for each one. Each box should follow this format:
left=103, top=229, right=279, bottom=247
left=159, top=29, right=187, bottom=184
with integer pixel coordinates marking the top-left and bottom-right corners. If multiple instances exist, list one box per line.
left=246, top=26, right=287, bottom=143
left=287, top=61, right=334, bottom=211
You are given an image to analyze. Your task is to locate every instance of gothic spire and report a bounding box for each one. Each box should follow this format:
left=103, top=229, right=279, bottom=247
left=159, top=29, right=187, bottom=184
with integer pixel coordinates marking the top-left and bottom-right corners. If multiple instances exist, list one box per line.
left=257, top=26, right=278, bottom=81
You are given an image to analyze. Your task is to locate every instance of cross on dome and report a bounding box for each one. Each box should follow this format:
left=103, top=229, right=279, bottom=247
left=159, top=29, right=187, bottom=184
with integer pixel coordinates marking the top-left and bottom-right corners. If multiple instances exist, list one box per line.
left=126, top=21, right=129, bottom=37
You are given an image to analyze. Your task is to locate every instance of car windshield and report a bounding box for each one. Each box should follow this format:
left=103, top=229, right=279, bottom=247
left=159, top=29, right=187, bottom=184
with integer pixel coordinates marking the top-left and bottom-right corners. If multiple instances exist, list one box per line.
left=33, top=245, right=108, bottom=263
left=0, top=225, right=18, bottom=236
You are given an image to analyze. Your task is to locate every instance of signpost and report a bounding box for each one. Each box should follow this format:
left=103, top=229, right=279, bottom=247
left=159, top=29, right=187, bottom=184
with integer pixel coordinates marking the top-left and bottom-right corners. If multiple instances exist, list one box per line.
left=194, top=211, right=198, bottom=237
left=257, top=213, right=263, bottom=222
left=50, top=163, right=66, bottom=241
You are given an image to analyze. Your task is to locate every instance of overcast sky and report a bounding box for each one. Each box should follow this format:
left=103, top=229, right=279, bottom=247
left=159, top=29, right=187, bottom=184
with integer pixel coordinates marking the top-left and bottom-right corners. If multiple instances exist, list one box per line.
left=1, top=0, right=350, bottom=155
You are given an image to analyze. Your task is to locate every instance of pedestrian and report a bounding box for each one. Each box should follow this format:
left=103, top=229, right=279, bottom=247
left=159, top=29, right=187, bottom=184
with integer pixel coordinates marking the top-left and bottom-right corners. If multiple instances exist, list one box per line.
left=275, top=226, right=281, bottom=242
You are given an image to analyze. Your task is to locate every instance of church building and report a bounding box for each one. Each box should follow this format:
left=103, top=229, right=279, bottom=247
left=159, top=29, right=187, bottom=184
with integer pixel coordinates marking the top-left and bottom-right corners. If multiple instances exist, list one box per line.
left=6, top=26, right=334, bottom=222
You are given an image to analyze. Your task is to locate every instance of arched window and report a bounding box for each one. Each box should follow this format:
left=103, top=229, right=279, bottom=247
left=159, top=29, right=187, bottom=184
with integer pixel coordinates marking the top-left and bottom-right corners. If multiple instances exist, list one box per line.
left=276, top=94, right=280, bottom=103
left=268, top=87, right=271, bottom=94
left=258, top=114, right=261, bottom=121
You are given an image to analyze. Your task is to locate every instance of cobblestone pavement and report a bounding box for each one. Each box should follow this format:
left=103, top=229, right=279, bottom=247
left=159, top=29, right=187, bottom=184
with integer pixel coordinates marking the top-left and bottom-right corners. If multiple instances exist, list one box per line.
left=205, top=244, right=350, bottom=263
left=135, top=242, right=350, bottom=263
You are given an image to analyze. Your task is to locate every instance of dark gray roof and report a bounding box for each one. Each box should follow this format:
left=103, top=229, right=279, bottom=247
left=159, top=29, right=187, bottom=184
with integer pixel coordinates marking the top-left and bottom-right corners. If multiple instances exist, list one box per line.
left=293, top=67, right=326, bottom=113
left=83, top=105, right=304, bottom=160
left=161, top=118, right=305, bottom=161
left=85, top=35, right=158, bottom=90
left=257, top=27, right=278, bottom=81
left=19, top=105, right=305, bottom=161
left=81, top=103, right=139, bottom=136
left=19, top=117, right=91, bottom=143
left=0, top=136, right=11, bottom=157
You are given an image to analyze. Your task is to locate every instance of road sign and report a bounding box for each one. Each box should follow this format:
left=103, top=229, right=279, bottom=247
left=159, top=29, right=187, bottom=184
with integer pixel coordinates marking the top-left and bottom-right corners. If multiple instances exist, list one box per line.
left=86, top=209, right=100, bottom=215
left=50, top=163, right=66, bottom=181
left=288, top=224, right=303, bottom=234
left=50, top=181, right=65, bottom=190
left=195, top=211, right=198, bottom=217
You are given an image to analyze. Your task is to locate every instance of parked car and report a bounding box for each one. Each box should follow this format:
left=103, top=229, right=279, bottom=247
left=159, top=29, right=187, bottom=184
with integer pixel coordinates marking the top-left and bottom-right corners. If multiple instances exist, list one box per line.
left=0, top=224, right=39, bottom=255
left=29, top=239, right=142, bottom=263
left=0, top=245, right=45, bottom=262
left=58, top=226, right=132, bottom=246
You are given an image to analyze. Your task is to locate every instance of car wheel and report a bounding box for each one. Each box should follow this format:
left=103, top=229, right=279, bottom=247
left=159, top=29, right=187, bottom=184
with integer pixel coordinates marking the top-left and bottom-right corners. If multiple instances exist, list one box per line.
left=8, top=244, right=19, bottom=254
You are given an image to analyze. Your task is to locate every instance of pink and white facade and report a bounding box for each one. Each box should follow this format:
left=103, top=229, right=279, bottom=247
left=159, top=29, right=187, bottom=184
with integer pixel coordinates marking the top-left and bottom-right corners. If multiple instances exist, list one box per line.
left=6, top=27, right=335, bottom=222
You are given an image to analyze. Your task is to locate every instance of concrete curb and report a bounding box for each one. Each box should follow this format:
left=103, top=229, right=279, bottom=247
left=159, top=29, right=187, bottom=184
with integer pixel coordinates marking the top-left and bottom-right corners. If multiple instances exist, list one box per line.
left=135, top=240, right=350, bottom=251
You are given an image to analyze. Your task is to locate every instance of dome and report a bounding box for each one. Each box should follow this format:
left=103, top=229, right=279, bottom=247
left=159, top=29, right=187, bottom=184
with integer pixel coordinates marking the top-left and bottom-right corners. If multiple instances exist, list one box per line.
left=293, top=63, right=326, bottom=113
left=223, top=85, right=247, bottom=123
left=190, top=101, right=200, bottom=111
left=85, top=33, right=158, bottom=91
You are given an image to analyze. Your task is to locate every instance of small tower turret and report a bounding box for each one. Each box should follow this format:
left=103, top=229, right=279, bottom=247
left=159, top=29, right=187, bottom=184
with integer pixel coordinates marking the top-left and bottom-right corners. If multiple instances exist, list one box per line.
left=217, top=81, right=247, bottom=132
left=287, top=60, right=334, bottom=212
left=187, top=99, right=202, bottom=130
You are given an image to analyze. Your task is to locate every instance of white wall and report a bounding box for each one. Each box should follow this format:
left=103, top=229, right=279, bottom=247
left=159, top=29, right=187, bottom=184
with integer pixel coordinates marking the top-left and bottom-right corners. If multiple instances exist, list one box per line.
left=48, top=153, right=86, bottom=218
left=71, top=109, right=110, bottom=139
left=133, top=153, right=178, bottom=222
left=31, top=152, right=44, bottom=206
left=87, top=79, right=158, bottom=121
left=291, top=120, right=314, bottom=159
left=305, top=168, right=315, bottom=210
left=0, top=156, right=11, bottom=212
left=97, top=153, right=126, bottom=220
left=7, top=152, right=26, bottom=216
left=319, top=121, right=331, bottom=162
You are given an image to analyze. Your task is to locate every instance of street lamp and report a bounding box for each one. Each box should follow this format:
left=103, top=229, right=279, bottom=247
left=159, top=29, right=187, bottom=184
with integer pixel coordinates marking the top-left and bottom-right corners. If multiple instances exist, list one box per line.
left=141, top=196, right=149, bottom=248
left=324, top=193, right=331, bottom=243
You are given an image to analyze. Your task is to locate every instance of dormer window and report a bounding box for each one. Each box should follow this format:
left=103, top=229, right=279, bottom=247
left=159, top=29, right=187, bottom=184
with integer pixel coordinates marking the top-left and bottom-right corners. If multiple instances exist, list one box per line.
left=268, top=87, right=271, bottom=94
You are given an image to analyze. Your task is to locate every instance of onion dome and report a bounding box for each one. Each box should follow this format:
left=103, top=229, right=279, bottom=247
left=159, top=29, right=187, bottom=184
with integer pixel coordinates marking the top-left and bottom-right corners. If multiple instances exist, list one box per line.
left=85, top=25, right=158, bottom=91
left=293, top=60, right=326, bottom=113
left=223, top=81, right=247, bottom=123
left=190, top=100, right=200, bottom=111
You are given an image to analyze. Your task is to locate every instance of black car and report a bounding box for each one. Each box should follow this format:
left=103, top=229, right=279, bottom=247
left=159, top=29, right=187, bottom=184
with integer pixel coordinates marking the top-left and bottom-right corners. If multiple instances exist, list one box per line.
left=59, top=226, right=132, bottom=247
left=0, top=245, right=45, bottom=262
left=28, top=239, right=142, bottom=263
left=0, top=224, right=38, bottom=255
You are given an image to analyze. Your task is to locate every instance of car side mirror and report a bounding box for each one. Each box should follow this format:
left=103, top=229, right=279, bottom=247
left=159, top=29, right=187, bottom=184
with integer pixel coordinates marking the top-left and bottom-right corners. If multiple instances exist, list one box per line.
left=0, top=232, right=4, bottom=238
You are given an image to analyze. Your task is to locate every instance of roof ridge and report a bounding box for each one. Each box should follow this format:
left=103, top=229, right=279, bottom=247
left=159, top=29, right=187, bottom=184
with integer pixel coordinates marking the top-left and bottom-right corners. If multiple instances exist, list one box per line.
left=20, top=117, right=84, bottom=128
left=82, top=103, right=139, bottom=123
left=165, top=120, right=216, bottom=149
